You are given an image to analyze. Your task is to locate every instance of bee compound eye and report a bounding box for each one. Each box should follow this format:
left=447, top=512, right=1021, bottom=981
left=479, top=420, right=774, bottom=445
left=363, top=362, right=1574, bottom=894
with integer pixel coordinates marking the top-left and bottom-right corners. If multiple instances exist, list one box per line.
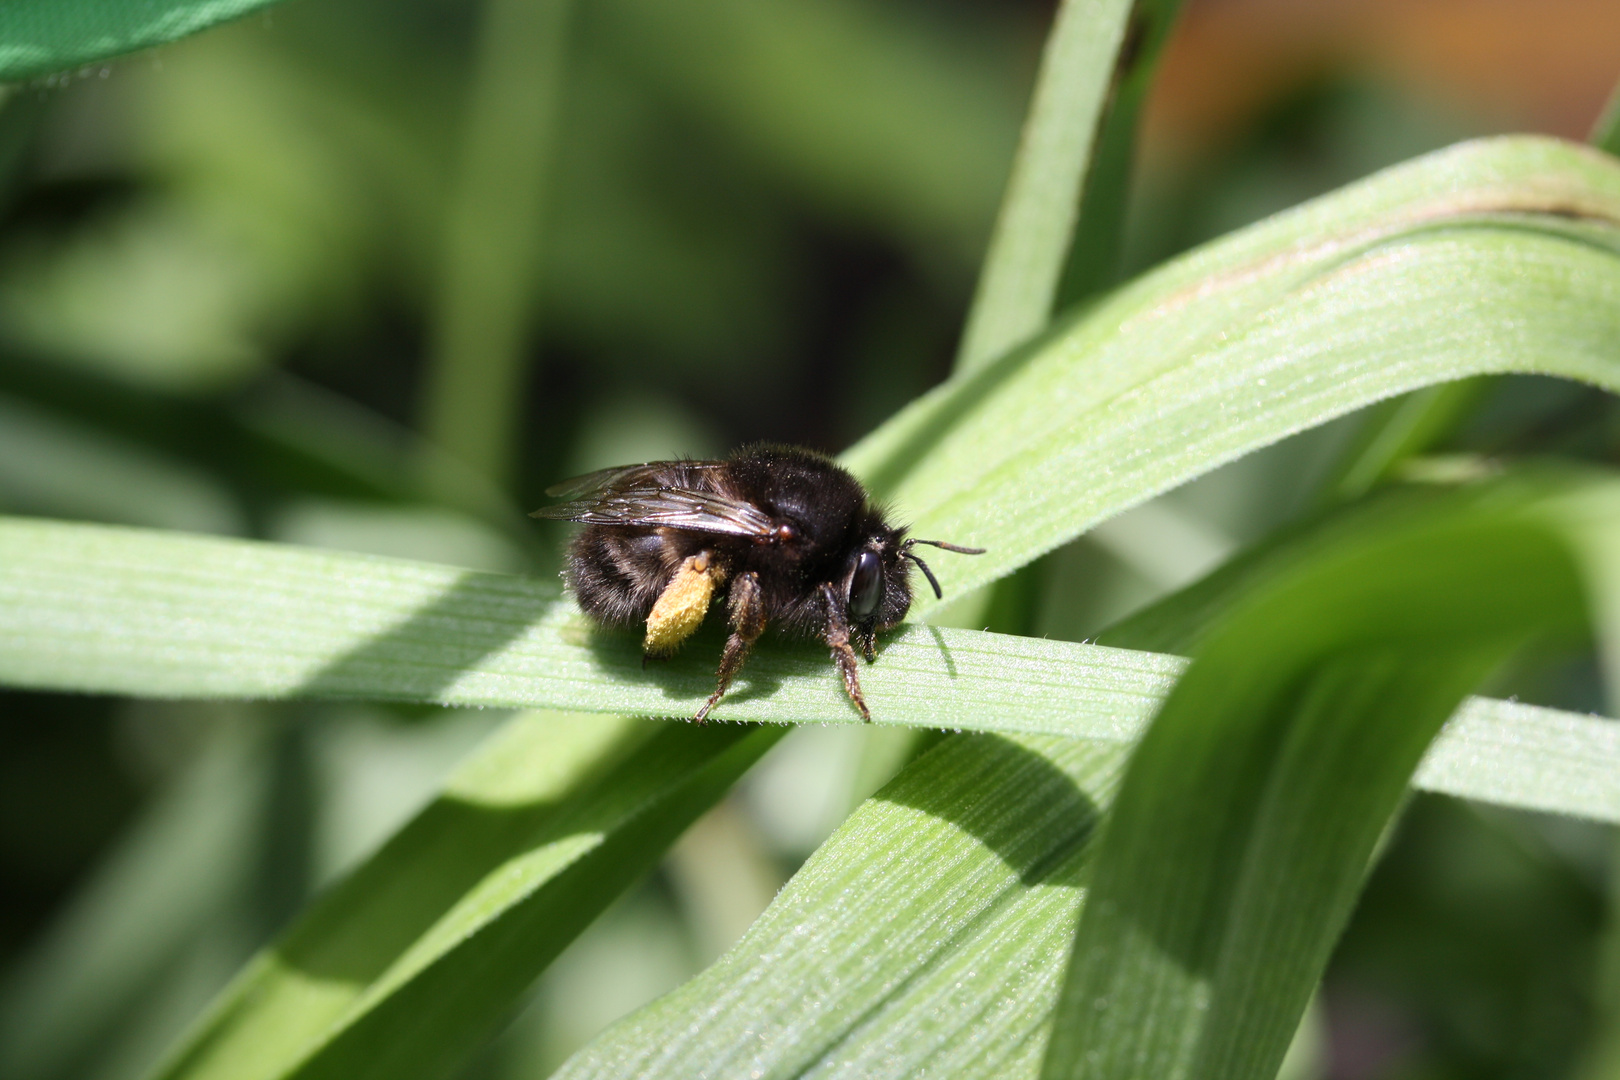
left=847, top=549, right=884, bottom=621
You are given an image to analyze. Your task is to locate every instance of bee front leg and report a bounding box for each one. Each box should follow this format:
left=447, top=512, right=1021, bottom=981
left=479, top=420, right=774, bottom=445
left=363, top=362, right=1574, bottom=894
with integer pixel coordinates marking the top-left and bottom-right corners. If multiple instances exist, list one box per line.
left=819, top=583, right=871, bottom=722
left=693, top=570, right=765, bottom=723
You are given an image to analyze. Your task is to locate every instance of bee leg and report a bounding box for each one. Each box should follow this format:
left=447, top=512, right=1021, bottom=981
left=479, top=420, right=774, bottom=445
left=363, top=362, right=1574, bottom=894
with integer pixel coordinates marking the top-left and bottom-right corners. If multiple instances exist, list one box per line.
left=693, top=570, right=765, bottom=723
left=819, top=584, right=871, bottom=722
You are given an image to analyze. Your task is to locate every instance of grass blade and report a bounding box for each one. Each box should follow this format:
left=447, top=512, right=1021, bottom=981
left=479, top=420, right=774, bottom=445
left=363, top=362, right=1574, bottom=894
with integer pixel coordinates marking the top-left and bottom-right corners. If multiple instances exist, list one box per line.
left=0, top=0, right=283, bottom=80
left=1052, top=0, right=1187, bottom=308
left=849, top=136, right=1620, bottom=604
left=954, top=0, right=1131, bottom=372
left=2, top=514, right=1617, bottom=825
left=146, top=711, right=784, bottom=1080
left=1311, top=379, right=1486, bottom=505
left=553, top=731, right=1129, bottom=1079
left=1593, top=77, right=1620, bottom=157
left=1043, top=481, right=1594, bottom=1080
left=421, top=0, right=572, bottom=494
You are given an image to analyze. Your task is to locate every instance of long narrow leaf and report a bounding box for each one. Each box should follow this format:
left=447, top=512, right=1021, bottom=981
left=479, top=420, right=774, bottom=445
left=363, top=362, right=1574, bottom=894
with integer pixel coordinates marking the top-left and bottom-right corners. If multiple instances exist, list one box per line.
left=1043, top=481, right=1596, bottom=1080
left=958, top=0, right=1190, bottom=642
left=849, top=136, right=1620, bottom=604
left=1052, top=0, right=1187, bottom=307
left=146, top=712, right=784, bottom=1080
left=954, top=0, right=1132, bottom=371
left=1593, top=78, right=1620, bottom=157
left=2, top=515, right=1617, bottom=826
left=421, top=0, right=572, bottom=492
left=552, top=478, right=1615, bottom=1080
left=957, top=0, right=1195, bottom=371
left=553, top=731, right=1129, bottom=1079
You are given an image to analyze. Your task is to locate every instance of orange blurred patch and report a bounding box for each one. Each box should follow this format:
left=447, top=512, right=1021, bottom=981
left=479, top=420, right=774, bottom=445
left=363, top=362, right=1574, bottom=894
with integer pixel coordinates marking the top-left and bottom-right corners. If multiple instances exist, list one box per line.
left=1143, top=0, right=1620, bottom=158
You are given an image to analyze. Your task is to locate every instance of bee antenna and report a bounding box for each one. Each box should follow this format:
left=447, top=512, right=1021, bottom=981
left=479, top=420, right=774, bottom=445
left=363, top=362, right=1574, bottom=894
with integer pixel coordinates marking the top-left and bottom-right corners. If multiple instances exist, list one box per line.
left=904, top=538, right=987, bottom=556
left=903, top=551, right=944, bottom=600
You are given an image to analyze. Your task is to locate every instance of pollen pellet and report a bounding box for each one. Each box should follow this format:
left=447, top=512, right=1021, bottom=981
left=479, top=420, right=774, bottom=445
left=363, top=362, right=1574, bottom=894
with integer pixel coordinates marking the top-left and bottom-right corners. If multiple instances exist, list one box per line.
left=643, top=553, right=719, bottom=655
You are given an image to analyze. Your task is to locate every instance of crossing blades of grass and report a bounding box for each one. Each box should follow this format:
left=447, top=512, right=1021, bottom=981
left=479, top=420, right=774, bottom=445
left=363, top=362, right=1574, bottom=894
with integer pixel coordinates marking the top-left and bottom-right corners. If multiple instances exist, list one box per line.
left=1042, top=479, right=1599, bottom=1080
left=551, top=476, right=1611, bottom=1080
left=6, top=128, right=1620, bottom=1080
left=145, top=711, right=784, bottom=1080
left=849, top=136, right=1620, bottom=606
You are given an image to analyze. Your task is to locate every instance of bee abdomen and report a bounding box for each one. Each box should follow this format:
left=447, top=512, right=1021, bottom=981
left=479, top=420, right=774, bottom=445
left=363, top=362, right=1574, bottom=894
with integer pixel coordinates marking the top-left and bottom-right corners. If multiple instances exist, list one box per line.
left=566, top=526, right=678, bottom=626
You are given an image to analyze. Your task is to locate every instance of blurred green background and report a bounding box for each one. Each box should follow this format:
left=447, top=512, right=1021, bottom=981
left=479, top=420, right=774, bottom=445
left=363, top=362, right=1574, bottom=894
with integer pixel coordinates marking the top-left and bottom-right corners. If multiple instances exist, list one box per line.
left=1, top=0, right=1618, bottom=1077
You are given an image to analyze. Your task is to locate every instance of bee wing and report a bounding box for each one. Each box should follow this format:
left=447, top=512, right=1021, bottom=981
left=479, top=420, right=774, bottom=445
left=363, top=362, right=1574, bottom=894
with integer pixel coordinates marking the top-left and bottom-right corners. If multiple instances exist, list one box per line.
left=541, top=461, right=722, bottom=499
left=531, top=462, right=776, bottom=539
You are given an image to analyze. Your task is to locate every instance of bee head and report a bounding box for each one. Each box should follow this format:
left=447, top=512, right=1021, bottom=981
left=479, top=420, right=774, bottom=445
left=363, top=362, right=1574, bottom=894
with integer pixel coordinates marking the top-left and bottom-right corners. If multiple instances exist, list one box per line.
left=839, top=533, right=986, bottom=653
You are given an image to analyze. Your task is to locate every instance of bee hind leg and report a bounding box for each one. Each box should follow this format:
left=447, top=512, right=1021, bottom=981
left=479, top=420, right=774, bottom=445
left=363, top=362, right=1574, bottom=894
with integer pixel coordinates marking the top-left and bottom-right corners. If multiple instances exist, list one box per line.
left=644, top=551, right=723, bottom=658
left=693, top=570, right=765, bottom=723
left=819, top=583, right=871, bottom=722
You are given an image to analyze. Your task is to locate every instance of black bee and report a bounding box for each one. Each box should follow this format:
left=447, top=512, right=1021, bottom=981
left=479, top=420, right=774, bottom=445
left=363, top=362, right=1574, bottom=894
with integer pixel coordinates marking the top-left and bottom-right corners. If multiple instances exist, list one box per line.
left=532, top=443, right=983, bottom=722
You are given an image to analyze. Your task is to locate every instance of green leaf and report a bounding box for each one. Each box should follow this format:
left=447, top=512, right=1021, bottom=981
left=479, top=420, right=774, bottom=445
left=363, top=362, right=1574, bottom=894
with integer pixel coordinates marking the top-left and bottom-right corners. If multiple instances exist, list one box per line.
left=553, top=477, right=1614, bottom=1080
left=848, top=136, right=1620, bottom=604
left=955, top=0, right=1190, bottom=372
left=146, top=711, right=784, bottom=1080
left=421, top=0, right=572, bottom=493
left=3, top=514, right=1618, bottom=827
left=953, top=0, right=1133, bottom=371
left=551, top=731, right=1129, bottom=1079
left=1051, top=0, right=1186, bottom=309
left=1042, top=480, right=1595, bottom=1080
left=0, top=515, right=1176, bottom=729
left=1311, top=378, right=1487, bottom=505
left=0, top=0, right=283, bottom=81
left=955, top=0, right=1192, bottom=638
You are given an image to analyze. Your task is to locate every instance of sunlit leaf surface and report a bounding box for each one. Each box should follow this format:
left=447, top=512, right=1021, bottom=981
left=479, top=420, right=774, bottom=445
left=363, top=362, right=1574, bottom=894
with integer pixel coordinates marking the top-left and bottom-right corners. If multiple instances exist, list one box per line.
left=850, top=136, right=1620, bottom=604
left=2, top=514, right=1617, bottom=828
left=554, top=731, right=1128, bottom=1080
left=552, top=479, right=1619, bottom=1080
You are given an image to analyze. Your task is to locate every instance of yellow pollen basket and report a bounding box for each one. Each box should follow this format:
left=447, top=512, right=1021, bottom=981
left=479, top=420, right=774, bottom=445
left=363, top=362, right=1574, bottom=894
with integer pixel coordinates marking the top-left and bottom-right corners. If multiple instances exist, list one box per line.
left=644, top=553, right=720, bottom=655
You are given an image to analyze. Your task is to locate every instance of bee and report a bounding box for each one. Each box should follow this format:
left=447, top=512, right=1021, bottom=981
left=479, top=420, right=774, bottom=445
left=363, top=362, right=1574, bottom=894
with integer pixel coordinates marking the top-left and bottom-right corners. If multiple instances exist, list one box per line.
left=532, top=443, right=984, bottom=722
